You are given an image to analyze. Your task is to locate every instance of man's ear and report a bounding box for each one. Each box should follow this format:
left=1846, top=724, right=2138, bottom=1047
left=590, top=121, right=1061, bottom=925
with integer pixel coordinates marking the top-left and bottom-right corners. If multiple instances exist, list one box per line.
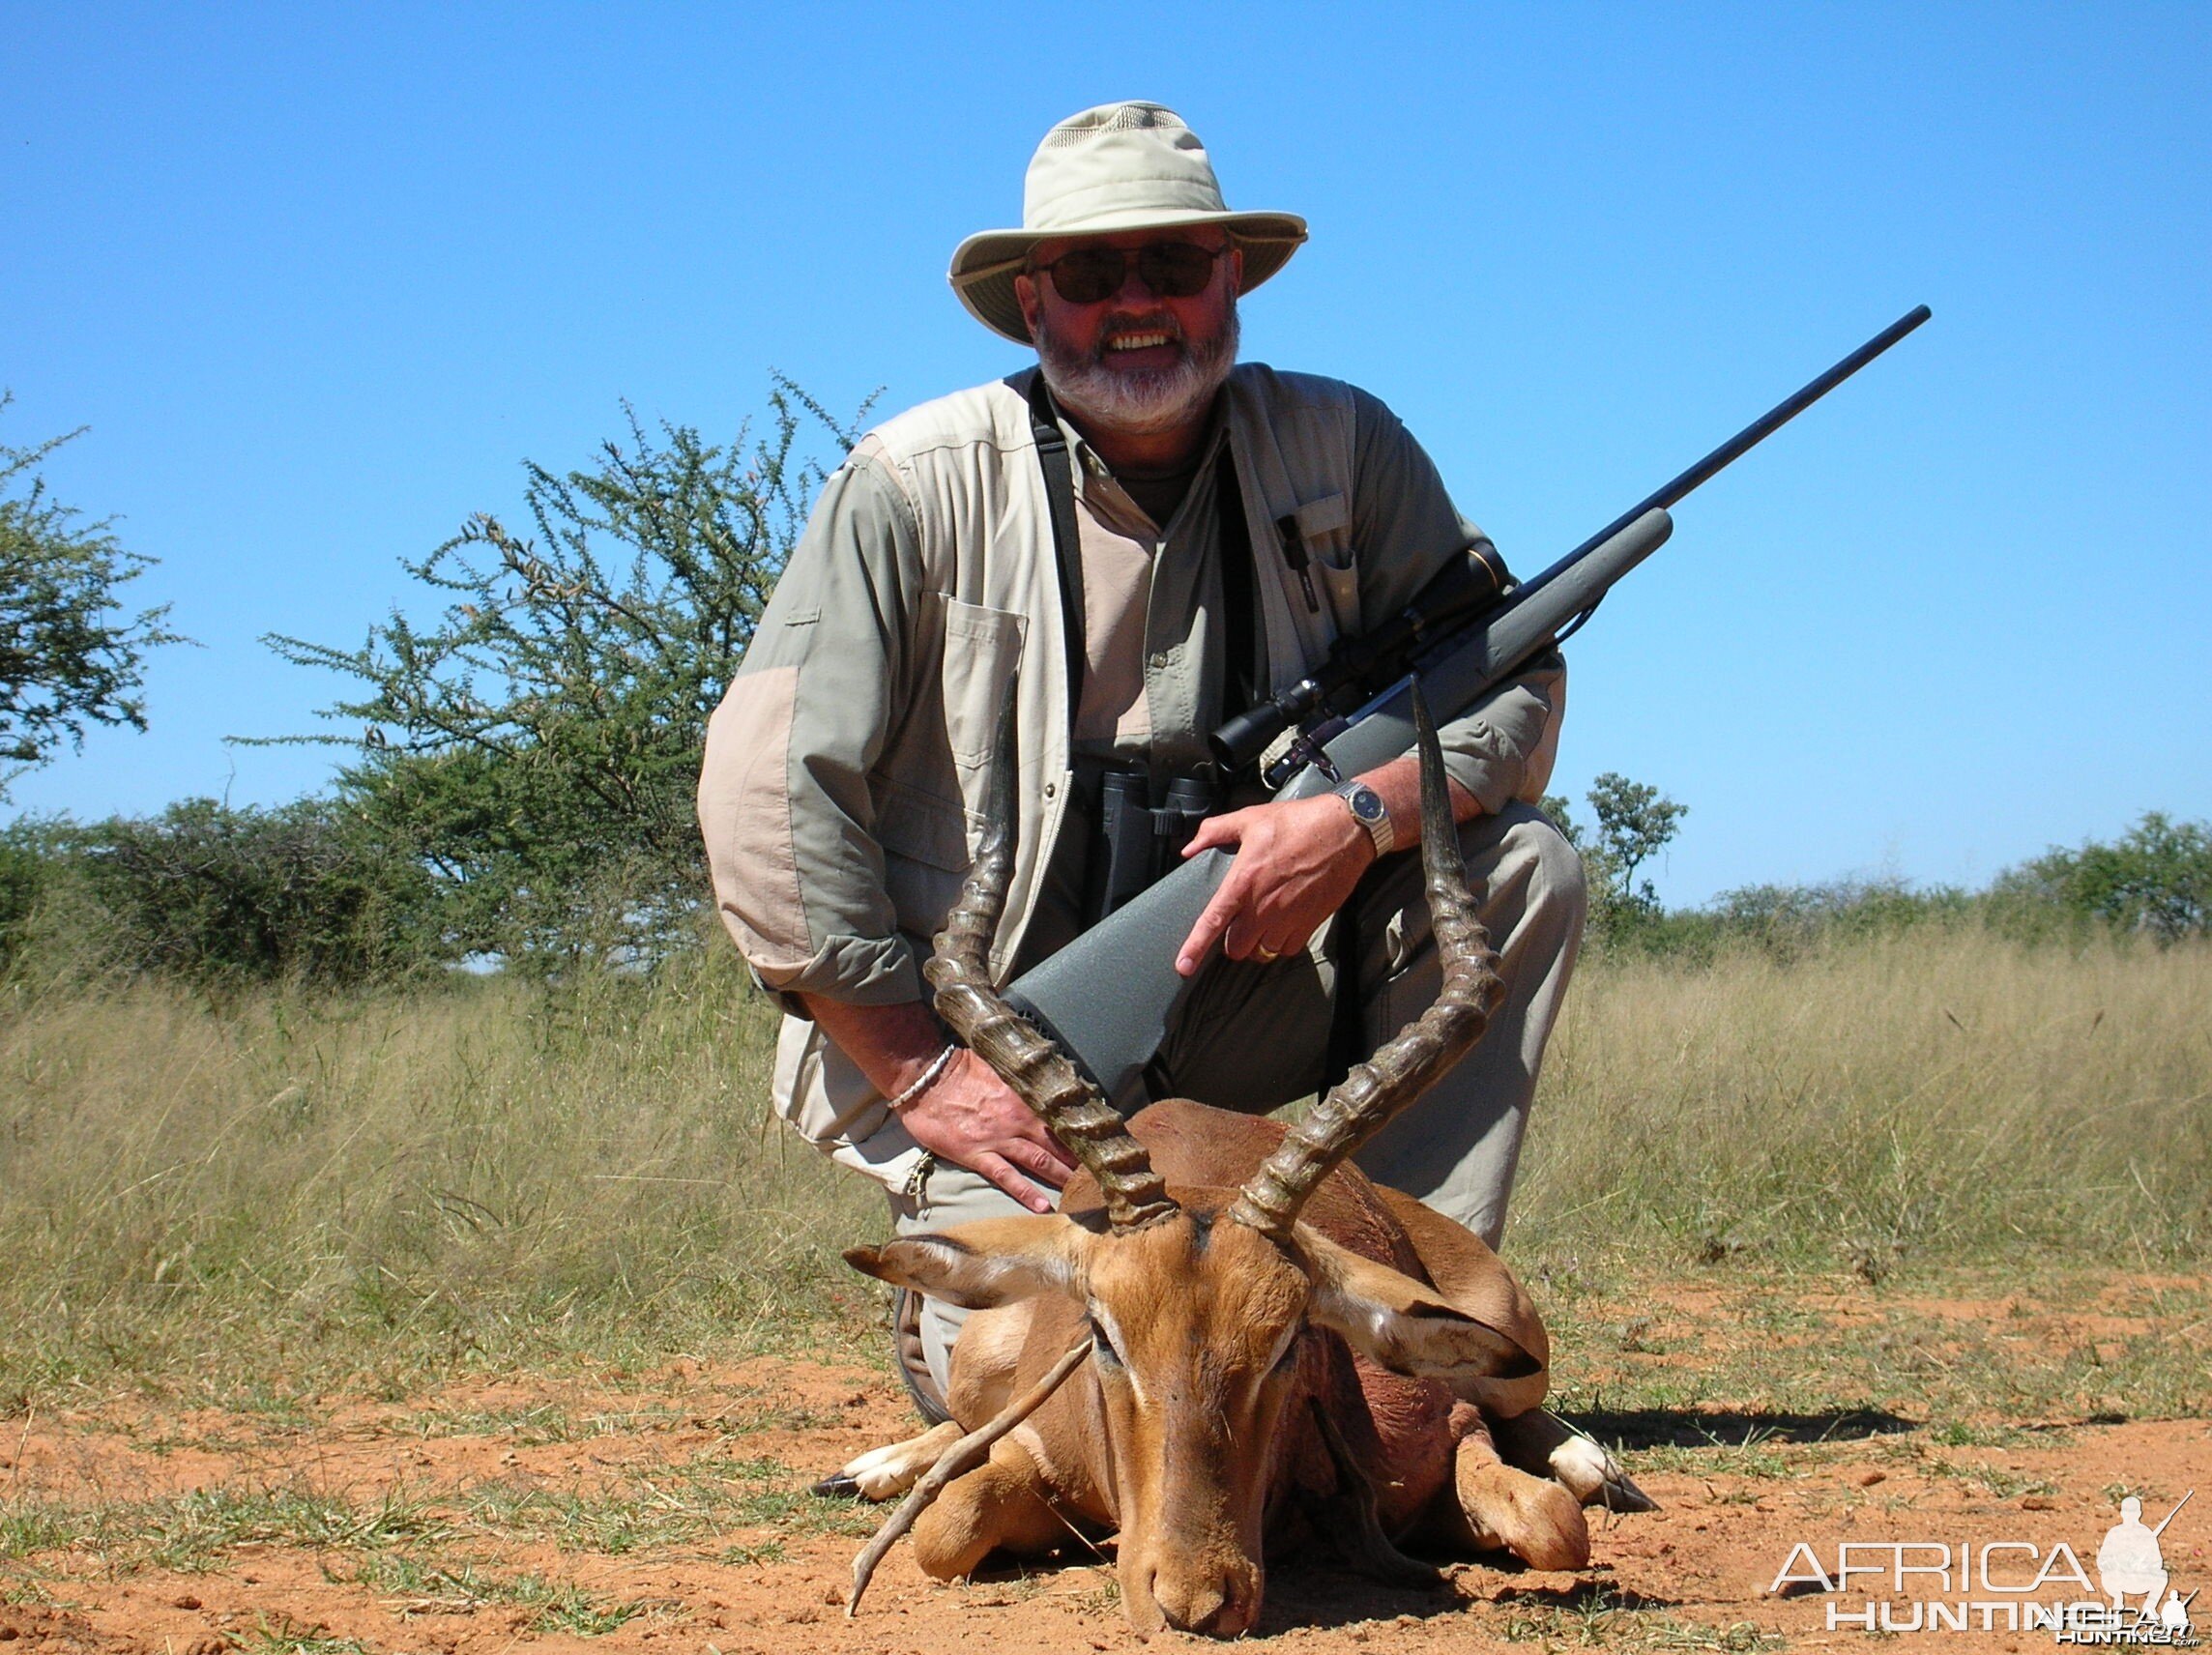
left=843, top=1213, right=1089, bottom=1311
left=1299, top=1228, right=1541, bottom=1382
left=1013, top=272, right=1042, bottom=338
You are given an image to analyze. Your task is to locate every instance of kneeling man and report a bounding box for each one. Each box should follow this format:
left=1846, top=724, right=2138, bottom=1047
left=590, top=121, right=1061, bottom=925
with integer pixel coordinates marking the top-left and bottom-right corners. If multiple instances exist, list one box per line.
left=699, top=102, right=1585, bottom=1412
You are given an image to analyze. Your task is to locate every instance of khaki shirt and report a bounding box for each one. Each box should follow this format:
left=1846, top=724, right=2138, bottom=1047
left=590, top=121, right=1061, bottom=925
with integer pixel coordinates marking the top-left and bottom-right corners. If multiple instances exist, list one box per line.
left=697, top=364, right=1564, bottom=1191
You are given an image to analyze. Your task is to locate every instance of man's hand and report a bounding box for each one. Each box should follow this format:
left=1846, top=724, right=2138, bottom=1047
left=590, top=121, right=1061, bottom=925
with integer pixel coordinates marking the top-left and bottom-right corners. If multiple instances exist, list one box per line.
left=897, top=1051, right=1077, bottom=1212
left=1174, top=793, right=1375, bottom=975
left=799, top=994, right=1076, bottom=1212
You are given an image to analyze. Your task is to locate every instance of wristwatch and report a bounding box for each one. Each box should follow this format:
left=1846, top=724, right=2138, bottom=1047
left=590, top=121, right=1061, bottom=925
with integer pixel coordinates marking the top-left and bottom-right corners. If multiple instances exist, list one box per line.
left=1333, top=779, right=1395, bottom=857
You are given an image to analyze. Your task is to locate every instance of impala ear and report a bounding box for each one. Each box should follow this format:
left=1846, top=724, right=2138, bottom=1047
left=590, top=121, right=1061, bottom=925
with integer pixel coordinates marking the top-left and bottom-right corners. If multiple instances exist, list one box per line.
left=1300, top=1228, right=1541, bottom=1382
left=843, top=1214, right=1089, bottom=1311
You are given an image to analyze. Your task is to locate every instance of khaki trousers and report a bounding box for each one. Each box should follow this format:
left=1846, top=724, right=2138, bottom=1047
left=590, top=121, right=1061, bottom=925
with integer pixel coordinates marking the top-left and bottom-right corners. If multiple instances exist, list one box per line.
left=890, top=800, right=1586, bottom=1396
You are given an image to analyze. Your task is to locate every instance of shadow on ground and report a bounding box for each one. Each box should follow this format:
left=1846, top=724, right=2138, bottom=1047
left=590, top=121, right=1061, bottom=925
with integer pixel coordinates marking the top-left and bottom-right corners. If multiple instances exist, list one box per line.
left=1253, top=1562, right=1462, bottom=1636
left=1563, top=1406, right=1917, bottom=1448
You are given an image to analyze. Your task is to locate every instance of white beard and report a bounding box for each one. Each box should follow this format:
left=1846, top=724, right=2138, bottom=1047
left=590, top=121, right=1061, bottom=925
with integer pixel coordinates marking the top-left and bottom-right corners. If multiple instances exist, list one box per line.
left=1036, top=301, right=1239, bottom=435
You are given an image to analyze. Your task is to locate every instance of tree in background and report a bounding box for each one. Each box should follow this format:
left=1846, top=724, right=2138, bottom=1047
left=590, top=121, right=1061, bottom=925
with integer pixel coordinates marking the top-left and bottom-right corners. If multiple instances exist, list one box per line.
left=26, top=798, right=439, bottom=987
left=0, top=395, right=187, bottom=797
left=1543, top=771, right=1690, bottom=936
left=1990, top=811, right=2211, bottom=944
left=254, top=383, right=866, bottom=968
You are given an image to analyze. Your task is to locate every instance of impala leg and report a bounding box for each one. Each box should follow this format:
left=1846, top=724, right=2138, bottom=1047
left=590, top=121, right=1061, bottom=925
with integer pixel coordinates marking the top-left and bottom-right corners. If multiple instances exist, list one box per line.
left=1490, top=1408, right=1658, bottom=1513
left=911, top=1437, right=1067, bottom=1580
left=1305, top=1397, right=1441, bottom=1587
left=1447, top=1413, right=1589, bottom=1572
left=813, top=1421, right=965, bottom=1500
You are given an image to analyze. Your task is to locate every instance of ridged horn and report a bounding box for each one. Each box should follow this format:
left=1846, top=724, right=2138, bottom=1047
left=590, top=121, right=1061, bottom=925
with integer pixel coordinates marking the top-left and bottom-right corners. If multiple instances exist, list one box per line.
left=924, top=685, right=1178, bottom=1231
left=1229, top=684, right=1504, bottom=1240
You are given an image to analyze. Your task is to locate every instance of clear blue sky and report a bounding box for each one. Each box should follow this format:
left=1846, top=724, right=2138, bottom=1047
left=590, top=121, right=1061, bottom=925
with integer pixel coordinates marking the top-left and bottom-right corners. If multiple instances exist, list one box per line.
left=6, top=2, right=2206, bottom=904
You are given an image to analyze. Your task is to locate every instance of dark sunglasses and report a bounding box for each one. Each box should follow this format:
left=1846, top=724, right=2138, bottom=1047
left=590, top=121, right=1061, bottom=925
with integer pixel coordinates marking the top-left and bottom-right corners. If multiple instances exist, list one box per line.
left=1033, top=241, right=1230, bottom=305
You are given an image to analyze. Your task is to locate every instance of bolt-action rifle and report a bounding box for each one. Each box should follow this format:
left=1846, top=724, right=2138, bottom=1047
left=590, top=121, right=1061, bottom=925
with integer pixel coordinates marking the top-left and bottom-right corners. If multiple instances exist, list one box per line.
left=1004, top=305, right=1934, bottom=1109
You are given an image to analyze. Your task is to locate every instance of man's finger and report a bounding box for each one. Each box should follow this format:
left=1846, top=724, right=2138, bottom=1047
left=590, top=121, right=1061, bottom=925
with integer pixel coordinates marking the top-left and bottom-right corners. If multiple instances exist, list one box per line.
left=1009, top=1136, right=1073, bottom=1187
left=1024, top=1131, right=1079, bottom=1174
left=1180, top=810, right=1247, bottom=857
left=973, top=1151, right=1053, bottom=1214
left=1177, top=879, right=1245, bottom=976
left=1221, top=909, right=1270, bottom=962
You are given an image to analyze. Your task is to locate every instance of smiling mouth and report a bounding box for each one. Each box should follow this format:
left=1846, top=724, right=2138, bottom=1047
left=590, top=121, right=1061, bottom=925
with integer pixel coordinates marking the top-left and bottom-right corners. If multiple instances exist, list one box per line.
left=1105, top=331, right=1177, bottom=353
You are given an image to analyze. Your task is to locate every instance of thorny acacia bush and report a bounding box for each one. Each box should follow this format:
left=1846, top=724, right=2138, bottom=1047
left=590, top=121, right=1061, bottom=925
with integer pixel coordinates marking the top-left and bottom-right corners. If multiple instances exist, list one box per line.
left=1987, top=810, right=2212, bottom=944
left=0, top=395, right=188, bottom=789
left=3, top=799, right=438, bottom=987
left=251, top=382, right=867, bottom=970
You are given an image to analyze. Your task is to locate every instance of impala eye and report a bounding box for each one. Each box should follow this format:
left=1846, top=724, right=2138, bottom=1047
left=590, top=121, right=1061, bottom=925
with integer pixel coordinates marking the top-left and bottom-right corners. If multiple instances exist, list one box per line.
left=1087, top=1315, right=1123, bottom=1368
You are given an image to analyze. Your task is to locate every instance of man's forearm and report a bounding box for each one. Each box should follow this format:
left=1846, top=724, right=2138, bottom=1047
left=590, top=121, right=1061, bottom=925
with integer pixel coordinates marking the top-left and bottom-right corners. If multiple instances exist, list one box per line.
left=1361, top=760, right=1480, bottom=847
left=797, top=990, right=1076, bottom=1209
left=797, top=994, right=949, bottom=1102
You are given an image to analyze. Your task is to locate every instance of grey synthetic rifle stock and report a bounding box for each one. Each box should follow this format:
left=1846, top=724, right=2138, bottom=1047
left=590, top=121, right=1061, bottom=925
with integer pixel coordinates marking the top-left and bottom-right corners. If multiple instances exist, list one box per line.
left=1004, top=306, right=1933, bottom=1110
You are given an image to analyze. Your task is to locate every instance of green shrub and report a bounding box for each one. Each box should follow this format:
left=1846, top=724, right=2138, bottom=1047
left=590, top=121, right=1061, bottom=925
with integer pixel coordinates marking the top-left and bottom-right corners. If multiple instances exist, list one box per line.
left=1988, top=811, right=2211, bottom=944
left=49, top=798, right=439, bottom=987
left=0, top=820, right=47, bottom=963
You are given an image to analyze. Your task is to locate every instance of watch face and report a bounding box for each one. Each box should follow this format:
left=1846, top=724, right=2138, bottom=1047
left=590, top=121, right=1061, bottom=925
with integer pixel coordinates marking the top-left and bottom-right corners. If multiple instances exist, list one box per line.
left=1350, top=786, right=1385, bottom=823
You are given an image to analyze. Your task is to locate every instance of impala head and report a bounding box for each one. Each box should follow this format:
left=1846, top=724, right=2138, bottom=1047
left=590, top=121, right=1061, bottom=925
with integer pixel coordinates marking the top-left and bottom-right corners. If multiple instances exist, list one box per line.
left=850, top=1188, right=1534, bottom=1635
left=854, top=685, right=1515, bottom=1637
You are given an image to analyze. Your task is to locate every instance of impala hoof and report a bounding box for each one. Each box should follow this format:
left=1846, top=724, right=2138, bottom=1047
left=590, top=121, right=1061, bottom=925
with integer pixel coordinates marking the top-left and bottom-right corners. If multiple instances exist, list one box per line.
left=1550, top=1432, right=1659, bottom=1513
left=810, top=1472, right=861, bottom=1497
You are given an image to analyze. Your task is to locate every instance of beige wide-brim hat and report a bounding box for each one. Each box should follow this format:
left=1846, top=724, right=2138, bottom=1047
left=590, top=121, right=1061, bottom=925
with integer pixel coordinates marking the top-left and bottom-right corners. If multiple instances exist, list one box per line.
left=950, top=102, right=1308, bottom=345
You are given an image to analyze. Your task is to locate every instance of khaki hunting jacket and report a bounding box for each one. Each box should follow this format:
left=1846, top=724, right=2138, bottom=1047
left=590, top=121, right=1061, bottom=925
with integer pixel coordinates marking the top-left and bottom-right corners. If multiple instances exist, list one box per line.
left=698, top=363, right=1564, bottom=1192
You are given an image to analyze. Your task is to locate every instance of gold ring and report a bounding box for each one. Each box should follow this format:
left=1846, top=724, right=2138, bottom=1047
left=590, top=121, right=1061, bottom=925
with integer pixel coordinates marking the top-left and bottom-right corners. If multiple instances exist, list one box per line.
left=1253, top=945, right=1280, bottom=963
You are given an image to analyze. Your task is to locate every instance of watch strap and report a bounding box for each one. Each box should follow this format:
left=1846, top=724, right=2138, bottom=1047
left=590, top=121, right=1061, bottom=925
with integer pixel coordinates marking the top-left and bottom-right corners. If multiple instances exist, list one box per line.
left=1333, top=780, right=1395, bottom=857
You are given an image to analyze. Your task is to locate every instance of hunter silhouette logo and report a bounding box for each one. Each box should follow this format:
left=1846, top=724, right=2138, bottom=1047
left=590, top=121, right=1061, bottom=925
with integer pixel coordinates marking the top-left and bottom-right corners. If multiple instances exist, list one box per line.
left=1768, top=1488, right=2197, bottom=1641
left=2101, top=1494, right=2190, bottom=1618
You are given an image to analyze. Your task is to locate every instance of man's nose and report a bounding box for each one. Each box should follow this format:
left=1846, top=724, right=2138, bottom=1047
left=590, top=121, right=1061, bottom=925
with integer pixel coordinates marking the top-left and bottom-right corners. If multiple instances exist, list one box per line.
left=1110, top=255, right=1161, bottom=302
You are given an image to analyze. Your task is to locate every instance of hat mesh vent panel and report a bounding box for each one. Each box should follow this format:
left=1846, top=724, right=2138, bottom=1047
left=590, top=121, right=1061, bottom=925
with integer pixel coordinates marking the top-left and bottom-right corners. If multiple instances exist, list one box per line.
left=1041, top=103, right=1181, bottom=146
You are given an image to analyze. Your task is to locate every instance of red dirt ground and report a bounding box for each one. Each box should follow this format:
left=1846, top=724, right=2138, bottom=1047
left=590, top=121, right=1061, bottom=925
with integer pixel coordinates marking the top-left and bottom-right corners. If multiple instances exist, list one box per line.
left=2, top=1300, right=2206, bottom=1654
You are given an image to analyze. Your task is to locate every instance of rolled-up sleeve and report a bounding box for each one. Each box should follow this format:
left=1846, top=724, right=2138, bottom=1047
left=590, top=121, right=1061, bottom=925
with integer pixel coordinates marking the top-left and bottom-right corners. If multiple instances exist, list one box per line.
left=697, top=451, right=929, bottom=1007
left=1348, top=389, right=1567, bottom=811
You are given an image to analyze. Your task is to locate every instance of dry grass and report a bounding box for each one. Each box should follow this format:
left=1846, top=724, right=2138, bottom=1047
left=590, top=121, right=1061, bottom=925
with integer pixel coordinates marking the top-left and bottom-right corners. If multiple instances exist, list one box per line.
left=0, top=948, right=880, bottom=1402
left=0, top=927, right=2203, bottom=1406
left=1516, top=928, right=2211, bottom=1272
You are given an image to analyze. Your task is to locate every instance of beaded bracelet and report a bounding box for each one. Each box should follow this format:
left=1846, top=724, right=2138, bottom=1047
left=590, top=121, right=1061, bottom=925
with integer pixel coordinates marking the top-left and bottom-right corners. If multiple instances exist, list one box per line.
left=886, top=1043, right=958, bottom=1113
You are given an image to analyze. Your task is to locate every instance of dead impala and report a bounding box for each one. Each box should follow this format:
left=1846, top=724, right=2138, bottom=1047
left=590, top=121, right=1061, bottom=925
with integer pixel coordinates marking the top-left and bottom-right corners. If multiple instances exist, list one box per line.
left=823, top=690, right=1651, bottom=1637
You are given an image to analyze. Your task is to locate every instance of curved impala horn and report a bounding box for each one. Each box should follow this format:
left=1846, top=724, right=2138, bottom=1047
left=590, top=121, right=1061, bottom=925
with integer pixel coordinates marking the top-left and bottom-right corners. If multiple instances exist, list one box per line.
left=925, top=686, right=1178, bottom=1230
left=1230, top=684, right=1504, bottom=1240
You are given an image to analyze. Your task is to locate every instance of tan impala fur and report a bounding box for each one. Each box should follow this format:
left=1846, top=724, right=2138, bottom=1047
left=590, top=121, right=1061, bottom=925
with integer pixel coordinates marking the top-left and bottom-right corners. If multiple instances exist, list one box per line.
left=830, top=689, right=1648, bottom=1637
left=846, top=1100, right=1606, bottom=1636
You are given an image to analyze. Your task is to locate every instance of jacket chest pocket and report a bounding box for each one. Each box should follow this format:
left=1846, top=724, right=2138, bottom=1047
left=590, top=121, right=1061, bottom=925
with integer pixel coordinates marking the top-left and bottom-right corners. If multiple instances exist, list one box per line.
left=1277, top=491, right=1360, bottom=634
left=872, top=595, right=1025, bottom=930
left=936, top=596, right=1029, bottom=769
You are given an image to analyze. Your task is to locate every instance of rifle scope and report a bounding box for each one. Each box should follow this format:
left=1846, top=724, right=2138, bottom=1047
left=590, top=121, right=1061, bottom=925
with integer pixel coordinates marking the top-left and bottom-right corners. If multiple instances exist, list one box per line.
left=1208, top=539, right=1512, bottom=775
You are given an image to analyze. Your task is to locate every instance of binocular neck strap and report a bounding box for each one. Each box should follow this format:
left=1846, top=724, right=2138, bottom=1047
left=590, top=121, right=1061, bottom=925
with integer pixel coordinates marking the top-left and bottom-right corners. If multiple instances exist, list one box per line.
left=1023, top=370, right=1089, bottom=715
left=1020, top=368, right=1261, bottom=735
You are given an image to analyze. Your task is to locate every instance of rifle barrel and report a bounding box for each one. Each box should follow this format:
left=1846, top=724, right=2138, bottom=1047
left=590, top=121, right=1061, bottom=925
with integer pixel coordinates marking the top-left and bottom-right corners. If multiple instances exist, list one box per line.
left=1515, top=305, right=1932, bottom=603
left=2152, top=1489, right=2193, bottom=1537
left=1009, top=305, right=1933, bottom=1107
